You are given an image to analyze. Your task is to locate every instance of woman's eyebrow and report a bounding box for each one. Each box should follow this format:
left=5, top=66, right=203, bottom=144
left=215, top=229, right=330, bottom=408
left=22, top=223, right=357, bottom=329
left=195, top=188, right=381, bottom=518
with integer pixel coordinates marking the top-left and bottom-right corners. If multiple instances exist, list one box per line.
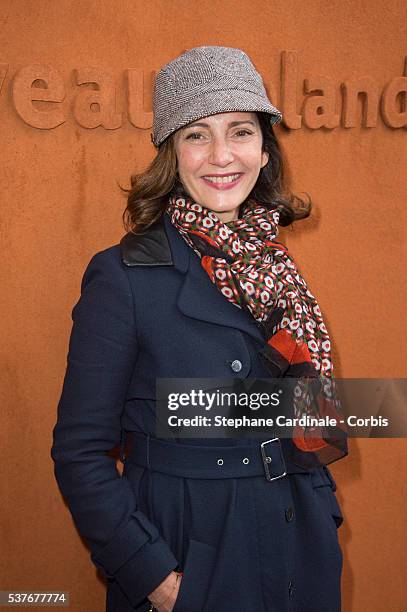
left=185, top=120, right=256, bottom=129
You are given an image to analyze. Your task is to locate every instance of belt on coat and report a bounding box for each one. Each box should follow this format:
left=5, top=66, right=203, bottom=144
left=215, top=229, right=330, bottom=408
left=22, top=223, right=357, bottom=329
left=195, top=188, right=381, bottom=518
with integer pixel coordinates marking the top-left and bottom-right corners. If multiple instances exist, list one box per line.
left=121, top=431, right=314, bottom=481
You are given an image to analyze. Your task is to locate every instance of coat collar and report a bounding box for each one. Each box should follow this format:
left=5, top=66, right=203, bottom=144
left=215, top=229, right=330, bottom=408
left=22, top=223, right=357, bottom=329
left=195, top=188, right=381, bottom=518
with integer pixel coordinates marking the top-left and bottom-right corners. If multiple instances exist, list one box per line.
left=120, top=213, right=189, bottom=273
left=120, top=213, right=265, bottom=344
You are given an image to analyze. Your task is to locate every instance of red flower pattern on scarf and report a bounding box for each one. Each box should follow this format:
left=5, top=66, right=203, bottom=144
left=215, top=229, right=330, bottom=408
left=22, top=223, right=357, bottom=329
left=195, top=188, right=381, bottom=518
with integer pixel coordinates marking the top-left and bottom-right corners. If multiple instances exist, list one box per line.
left=166, top=195, right=332, bottom=377
left=166, top=195, right=348, bottom=466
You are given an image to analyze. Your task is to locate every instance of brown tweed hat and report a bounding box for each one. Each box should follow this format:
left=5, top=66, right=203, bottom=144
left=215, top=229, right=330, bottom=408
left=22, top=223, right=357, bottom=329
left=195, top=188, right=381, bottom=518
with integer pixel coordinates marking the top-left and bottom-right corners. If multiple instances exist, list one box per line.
left=151, top=45, right=283, bottom=148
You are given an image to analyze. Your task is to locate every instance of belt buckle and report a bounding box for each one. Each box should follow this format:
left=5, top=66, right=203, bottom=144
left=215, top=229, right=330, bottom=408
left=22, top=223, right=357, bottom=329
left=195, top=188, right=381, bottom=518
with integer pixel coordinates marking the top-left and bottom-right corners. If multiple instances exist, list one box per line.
left=260, top=438, right=287, bottom=482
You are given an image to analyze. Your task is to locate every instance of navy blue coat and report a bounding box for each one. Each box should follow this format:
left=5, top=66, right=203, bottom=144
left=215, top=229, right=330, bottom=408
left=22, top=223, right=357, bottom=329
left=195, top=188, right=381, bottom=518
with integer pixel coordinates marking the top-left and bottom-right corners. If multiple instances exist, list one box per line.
left=51, top=213, right=344, bottom=612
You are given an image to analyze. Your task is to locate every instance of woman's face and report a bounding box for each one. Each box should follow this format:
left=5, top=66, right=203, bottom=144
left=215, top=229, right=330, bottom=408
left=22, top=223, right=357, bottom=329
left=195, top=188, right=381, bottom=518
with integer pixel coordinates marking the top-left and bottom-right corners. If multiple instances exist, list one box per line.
left=173, top=111, right=269, bottom=223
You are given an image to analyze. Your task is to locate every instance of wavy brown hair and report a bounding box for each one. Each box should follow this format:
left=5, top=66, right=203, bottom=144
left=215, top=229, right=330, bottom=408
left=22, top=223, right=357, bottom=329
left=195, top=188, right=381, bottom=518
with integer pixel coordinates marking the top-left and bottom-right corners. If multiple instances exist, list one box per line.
left=120, top=112, right=311, bottom=234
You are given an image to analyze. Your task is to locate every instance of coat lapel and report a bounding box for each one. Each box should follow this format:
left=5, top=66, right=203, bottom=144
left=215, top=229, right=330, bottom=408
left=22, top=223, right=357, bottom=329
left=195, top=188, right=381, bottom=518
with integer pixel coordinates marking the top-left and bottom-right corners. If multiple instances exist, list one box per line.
left=120, top=213, right=266, bottom=344
left=163, top=215, right=265, bottom=344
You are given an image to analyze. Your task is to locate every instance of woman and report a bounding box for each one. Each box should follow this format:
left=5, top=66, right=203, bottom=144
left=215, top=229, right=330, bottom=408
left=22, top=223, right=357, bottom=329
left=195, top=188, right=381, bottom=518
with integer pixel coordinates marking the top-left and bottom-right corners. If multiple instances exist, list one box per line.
left=51, top=46, right=346, bottom=612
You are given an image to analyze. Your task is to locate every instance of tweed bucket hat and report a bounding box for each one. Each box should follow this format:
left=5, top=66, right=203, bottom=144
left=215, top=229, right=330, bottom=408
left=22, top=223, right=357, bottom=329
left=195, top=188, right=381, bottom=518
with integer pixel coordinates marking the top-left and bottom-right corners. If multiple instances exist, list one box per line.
left=151, top=46, right=283, bottom=147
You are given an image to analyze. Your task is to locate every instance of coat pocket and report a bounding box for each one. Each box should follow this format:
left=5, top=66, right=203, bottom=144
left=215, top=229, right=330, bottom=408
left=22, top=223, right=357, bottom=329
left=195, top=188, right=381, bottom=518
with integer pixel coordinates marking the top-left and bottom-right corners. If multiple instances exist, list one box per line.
left=311, top=466, right=344, bottom=529
left=173, top=538, right=218, bottom=612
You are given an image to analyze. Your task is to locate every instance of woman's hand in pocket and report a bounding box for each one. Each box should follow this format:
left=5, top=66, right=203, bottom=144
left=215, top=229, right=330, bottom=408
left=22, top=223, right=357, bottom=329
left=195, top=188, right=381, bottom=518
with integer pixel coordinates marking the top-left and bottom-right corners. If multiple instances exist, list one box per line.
left=148, top=571, right=182, bottom=611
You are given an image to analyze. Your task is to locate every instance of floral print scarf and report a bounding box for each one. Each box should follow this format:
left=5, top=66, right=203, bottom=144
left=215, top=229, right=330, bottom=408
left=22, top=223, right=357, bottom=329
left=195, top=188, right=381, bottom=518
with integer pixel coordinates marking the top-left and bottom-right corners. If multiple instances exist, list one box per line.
left=166, top=194, right=347, bottom=467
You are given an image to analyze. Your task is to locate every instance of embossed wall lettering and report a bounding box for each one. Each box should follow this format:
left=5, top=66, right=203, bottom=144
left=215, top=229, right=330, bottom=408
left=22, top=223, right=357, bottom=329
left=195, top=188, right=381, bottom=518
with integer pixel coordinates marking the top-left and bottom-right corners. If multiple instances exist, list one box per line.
left=73, top=68, right=122, bottom=129
left=4, top=52, right=406, bottom=131
left=12, top=64, right=65, bottom=129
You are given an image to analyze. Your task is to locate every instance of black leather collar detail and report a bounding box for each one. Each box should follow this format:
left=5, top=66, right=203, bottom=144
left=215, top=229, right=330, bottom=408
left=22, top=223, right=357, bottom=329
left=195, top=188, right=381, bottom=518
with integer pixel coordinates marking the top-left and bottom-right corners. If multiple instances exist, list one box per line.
left=120, top=219, right=173, bottom=267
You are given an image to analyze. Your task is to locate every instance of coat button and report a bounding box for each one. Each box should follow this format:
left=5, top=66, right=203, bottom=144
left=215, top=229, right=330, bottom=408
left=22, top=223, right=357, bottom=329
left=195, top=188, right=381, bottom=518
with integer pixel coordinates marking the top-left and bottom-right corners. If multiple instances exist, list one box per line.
left=285, top=507, right=294, bottom=522
left=230, top=359, right=242, bottom=372
left=217, top=458, right=224, bottom=465
left=242, top=457, right=250, bottom=464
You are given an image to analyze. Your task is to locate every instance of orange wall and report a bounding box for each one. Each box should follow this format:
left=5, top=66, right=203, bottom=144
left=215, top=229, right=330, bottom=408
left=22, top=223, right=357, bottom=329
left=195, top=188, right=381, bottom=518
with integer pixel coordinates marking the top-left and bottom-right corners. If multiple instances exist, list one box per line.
left=1, top=1, right=406, bottom=610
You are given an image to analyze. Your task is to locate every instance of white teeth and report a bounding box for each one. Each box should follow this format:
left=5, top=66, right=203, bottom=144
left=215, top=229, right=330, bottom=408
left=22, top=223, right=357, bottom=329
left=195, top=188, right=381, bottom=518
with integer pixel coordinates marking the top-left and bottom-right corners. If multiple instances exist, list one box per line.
left=203, top=174, right=241, bottom=184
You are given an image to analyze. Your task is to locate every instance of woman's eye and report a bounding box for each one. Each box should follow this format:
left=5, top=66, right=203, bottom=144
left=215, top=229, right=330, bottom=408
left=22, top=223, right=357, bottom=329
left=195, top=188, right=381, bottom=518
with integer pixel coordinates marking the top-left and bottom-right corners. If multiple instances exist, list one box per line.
left=235, top=129, right=253, bottom=137
left=185, top=132, right=203, bottom=140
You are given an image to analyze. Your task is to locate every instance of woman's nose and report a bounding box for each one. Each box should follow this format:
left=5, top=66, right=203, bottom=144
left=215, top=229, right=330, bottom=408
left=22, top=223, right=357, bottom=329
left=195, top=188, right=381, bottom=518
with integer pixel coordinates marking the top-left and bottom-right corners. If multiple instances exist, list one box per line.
left=207, top=136, right=234, bottom=166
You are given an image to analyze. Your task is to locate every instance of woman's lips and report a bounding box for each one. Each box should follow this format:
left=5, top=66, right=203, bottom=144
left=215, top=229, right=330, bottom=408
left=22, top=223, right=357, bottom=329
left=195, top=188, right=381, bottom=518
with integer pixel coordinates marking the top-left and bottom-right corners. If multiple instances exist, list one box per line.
left=201, top=173, right=244, bottom=190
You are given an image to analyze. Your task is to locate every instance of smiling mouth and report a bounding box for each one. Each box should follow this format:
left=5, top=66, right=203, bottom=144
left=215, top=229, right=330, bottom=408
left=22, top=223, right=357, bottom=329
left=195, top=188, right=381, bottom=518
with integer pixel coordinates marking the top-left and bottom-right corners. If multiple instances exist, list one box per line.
left=202, top=172, right=243, bottom=191
left=202, top=173, right=243, bottom=186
